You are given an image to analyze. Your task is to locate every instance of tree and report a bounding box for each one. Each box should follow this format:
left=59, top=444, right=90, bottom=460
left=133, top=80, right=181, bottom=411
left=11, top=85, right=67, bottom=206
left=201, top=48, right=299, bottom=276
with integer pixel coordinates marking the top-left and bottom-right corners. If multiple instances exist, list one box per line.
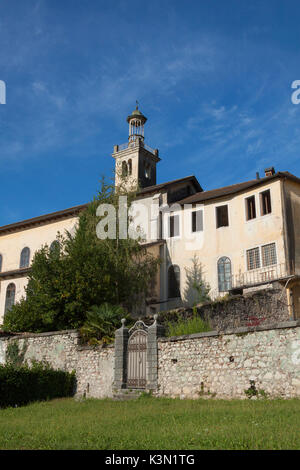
left=183, top=255, right=211, bottom=307
left=2, top=177, right=160, bottom=333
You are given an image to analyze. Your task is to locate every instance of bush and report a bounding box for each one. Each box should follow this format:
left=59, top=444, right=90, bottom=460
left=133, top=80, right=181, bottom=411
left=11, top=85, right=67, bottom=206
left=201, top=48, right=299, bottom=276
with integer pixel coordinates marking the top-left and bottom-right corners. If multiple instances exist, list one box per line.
left=0, top=361, right=76, bottom=409
left=166, top=312, right=211, bottom=337
left=80, top=303, right=133, bottom=345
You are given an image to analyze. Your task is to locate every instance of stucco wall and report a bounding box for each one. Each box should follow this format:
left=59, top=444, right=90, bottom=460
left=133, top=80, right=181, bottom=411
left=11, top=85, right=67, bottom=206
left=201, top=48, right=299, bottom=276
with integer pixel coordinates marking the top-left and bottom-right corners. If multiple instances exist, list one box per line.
left=164, top=179, right=286, bottom=303
left=0, top=216, right=78, bottom=322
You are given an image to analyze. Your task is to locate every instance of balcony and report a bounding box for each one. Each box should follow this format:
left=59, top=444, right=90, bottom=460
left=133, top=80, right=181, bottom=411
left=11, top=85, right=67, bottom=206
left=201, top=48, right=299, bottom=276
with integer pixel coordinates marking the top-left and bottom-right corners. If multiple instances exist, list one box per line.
left=114, top=140, right=158, bottom=157
left=231, top=263, right=293, bottom=290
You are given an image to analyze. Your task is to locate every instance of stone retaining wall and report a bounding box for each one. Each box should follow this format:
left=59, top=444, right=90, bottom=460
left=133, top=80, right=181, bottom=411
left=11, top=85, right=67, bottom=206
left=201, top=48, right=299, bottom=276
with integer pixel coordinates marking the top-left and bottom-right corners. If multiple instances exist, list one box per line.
left=157, top=321, right=300, bottom=399
left=0, top=321, right=300, bottom=400
left=157, top=283, right=291, bottom=332
left=0, top=330, right=114, bottom=399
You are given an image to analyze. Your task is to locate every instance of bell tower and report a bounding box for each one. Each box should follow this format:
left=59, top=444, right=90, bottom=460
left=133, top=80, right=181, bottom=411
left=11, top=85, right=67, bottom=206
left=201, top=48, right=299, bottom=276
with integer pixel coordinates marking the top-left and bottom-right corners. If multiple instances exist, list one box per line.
left=112, top=103, right=161, bottom=191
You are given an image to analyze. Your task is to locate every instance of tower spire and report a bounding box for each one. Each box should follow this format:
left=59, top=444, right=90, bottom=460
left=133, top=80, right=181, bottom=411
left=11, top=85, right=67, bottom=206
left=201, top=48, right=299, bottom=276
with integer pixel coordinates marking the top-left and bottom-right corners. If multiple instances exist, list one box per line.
left=127, top=103, right=147, bottom=144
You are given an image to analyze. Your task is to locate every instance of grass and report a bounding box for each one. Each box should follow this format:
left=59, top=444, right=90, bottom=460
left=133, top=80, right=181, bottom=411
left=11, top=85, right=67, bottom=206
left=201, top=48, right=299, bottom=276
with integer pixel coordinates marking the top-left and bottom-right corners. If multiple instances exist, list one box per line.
left=166, top=315, right=211, bottom=337
left=0, top=397, right=299, bottom=449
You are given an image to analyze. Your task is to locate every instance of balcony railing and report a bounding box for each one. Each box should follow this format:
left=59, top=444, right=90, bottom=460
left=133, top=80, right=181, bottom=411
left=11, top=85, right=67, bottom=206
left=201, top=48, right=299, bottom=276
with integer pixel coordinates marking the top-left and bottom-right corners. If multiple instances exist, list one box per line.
left=231, top=263, right=292, bottom=290
left=114, top=141, right=158, bottom=156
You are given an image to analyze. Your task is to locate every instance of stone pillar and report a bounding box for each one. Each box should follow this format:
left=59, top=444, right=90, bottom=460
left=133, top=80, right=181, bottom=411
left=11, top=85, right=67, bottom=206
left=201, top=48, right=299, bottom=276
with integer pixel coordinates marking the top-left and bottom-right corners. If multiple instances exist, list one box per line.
left=147, top=314, right=165, bottom=390
left=114, top=318, right=129, bottom=390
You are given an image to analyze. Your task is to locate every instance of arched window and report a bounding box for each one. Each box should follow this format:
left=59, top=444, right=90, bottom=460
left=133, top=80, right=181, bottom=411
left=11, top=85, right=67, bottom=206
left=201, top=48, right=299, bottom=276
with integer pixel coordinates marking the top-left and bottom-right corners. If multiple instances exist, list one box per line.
left=122, top=161, right=128, bottom=177
left=128, top=159, right=132, bottom=175
left=20, top=247, right=30, bottom=268
left=5, top=283, right=16, bottom=314
left=50, top=240, right=60, bottom=254
left=145, top=163, right=151, bottom=179
left=218, top=257, right=232, bottom=292
left=168, top=265, right=181, bottom=299
left=0, top=254, right=2, bottom=272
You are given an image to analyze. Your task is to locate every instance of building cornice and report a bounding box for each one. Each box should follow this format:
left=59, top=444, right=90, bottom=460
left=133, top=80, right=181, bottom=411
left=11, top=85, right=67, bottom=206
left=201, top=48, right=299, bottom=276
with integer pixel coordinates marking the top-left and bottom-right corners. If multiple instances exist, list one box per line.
left=0, top=203, right=88, bottom=237
left=0, top=267, right=31, bottom=280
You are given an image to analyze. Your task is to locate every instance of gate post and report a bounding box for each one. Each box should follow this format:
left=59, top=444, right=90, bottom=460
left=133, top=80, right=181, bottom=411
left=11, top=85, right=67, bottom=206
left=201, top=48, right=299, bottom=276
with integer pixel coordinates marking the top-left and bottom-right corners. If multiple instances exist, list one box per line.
left=114, top=318, right=129, bottom=389
left=147, top=314, right=165, bottom=391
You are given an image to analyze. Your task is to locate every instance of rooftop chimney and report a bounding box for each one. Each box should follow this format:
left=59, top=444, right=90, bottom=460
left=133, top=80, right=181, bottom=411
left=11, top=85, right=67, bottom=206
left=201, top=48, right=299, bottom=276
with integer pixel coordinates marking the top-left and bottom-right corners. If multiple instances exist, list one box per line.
left=264, top=167, right=275, bottom=177
left=256, top=172, right=260, bottom=180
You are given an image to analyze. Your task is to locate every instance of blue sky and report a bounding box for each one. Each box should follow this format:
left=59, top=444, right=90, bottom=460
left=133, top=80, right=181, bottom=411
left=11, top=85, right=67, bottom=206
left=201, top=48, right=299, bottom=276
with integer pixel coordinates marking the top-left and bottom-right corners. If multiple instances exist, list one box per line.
left=1, top=0, right=300, bottom=225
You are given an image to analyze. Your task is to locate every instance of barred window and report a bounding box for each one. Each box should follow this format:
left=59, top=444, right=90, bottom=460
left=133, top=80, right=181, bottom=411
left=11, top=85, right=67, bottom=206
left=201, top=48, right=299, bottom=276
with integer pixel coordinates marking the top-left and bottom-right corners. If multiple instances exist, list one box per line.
left=0, top=254, right=2, bottom=272
left=20, top=247, right=30, bottom=268
left=247, top=247, right=261, bottom=270
left=218, top=257, right=232, bottom=292
left=5, top=283, right=16, bottom=314
left=262, top=243, right=277, bottom=267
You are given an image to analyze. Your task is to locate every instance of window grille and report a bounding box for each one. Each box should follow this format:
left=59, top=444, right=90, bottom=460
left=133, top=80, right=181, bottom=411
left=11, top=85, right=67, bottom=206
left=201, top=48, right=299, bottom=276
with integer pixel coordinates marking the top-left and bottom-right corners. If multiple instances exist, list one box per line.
left=247, top=247, right=261, bottom=270
left=262, top=243, right=277, bottom=267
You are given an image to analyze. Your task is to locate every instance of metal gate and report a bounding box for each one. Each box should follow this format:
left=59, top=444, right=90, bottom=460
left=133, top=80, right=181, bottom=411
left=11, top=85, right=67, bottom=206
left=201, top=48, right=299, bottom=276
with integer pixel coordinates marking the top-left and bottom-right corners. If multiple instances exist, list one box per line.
left=127, top=329, right=147, bottom=388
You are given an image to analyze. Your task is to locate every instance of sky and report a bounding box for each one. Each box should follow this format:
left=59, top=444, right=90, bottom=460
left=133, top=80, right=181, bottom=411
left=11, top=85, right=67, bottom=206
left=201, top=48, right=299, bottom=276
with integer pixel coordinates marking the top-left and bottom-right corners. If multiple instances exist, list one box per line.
left=0, top=0, right=300, bottom=226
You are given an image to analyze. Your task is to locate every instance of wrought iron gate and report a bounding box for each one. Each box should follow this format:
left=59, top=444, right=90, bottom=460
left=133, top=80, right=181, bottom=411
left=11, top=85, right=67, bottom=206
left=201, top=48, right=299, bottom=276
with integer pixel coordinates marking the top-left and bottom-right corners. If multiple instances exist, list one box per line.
left=127, top=328, right=147, bottom=388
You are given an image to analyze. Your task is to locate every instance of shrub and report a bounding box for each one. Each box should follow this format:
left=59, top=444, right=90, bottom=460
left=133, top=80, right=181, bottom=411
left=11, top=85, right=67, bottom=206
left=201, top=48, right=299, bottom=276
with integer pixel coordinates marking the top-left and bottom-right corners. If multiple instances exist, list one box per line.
left=80, top=303, right=132, bottom=344
left=0, top=361, right=76, bottom=409
left=166, top=309, right=211, bottom=337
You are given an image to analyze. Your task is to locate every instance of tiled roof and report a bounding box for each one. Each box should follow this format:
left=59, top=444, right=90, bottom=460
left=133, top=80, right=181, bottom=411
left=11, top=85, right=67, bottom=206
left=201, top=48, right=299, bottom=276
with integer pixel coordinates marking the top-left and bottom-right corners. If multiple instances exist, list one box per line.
left=178, top=172, right=300, bottom=205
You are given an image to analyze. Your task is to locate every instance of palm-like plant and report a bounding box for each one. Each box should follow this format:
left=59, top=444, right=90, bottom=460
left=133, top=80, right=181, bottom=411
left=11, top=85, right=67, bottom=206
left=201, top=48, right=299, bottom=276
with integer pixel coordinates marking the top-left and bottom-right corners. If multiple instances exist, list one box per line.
left=80, top=303, right=129, bottom=345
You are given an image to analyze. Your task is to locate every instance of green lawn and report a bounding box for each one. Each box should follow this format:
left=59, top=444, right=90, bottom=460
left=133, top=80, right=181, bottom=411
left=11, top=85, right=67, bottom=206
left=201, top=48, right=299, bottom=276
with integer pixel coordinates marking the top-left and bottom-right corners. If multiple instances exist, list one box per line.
left=0, top=396, right=299, bottom=450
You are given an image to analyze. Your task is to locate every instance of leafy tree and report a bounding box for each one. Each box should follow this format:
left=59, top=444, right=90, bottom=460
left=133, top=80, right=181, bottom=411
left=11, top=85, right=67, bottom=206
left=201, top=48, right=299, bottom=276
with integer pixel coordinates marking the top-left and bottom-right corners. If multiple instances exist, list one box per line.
left=2, top=178, right=160, bottom=333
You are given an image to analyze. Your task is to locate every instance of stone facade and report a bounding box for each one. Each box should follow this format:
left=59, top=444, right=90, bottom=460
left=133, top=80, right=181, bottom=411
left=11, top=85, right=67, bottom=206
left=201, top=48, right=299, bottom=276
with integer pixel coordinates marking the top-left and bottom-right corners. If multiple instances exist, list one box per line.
left=0, top=321, right=300, bottom=400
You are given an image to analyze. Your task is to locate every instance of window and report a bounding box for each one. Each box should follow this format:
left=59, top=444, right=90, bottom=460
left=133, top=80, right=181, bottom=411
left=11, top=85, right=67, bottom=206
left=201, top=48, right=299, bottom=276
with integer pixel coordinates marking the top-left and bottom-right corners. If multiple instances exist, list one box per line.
left=145, top=163, right=151, bottom=179
left=168, top=265, right=180, bottom=298
left=50, top=240, right=60, bottom=254
left=122, top=161, right=128, bottom=177
left=247, top=247, right=261, bottom=270
left=128, top=159, right=132, bottom=175
left=218, top=257, right=232, bottom=292
left=5, top=283, right=16, bottom=314
left=260, top=190, right=272, bottom=215
left=216, top=205, right=229, bottom=228
left=0, top=254, right=2, bottom=272
left=20, top=247, right=30, bottom=268
left=169, top=214, right=179, bottom=237
left=247, top=243, right=277, bottom=270
left=261, top=243, right=277, bottom=267
left=245, top=196, right=256, bottom=220
left=192, top=210, right=203, bottom=232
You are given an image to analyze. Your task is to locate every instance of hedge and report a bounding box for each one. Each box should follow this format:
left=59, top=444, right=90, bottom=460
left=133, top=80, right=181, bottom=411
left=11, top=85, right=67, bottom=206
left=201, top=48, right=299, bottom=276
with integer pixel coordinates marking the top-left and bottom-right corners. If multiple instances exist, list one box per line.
left=0, top=361, right=76, bottom=408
